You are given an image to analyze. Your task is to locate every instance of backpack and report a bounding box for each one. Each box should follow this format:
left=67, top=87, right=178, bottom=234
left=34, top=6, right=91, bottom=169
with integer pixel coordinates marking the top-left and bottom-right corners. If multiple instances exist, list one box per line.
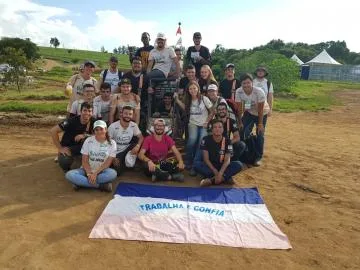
left=102, top=69, right=123, bottom=82
left=266, top=80, right=271, bottom=98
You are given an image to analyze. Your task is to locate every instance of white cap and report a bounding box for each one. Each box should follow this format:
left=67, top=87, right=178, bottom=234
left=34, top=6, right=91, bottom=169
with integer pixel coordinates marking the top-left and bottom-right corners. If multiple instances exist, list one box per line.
left=156, top=32, right=167, bottom=40
left=125, top=152, right=137, bottom=168
left=83, top=79, right=96, bottom=86
left=207, top=84, right=218, bottom=91
left=93, top=120, right=107, bottom=130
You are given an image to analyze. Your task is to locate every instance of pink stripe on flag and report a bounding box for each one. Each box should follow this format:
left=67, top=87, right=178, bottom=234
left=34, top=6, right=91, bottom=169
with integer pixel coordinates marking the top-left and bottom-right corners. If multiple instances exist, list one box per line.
left=90, top=214, right=291, bottom=249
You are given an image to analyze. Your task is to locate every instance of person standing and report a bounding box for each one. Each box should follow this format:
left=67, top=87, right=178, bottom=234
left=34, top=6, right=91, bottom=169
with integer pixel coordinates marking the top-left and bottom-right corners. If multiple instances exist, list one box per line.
left=134, top=32, right=154, bottom=72
left=194, top=119, right=243, bottom=187
left=219, top=63, right=241, bottom=100
left=235, top=73, right=270, bottom=166
left=50, top=102, right=95, bottom=172
left=93, top=82, right=112, bottom=123
left=65, top=120, right=117, bottom=192
left=253, top=66, right=274, bottom=117
left=98, top=56, right=123, bottom=94
left=185, top=32, right=211, bottom=78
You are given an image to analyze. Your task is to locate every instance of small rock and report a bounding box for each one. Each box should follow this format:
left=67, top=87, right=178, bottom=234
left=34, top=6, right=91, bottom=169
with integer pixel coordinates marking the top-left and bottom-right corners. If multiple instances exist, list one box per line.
left=321, top=194, right=330, bottom=199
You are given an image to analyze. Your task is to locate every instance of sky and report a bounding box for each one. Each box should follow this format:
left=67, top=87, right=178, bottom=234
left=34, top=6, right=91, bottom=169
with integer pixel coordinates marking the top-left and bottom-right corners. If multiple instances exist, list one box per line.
left=0, top=0, right=359, bottom=53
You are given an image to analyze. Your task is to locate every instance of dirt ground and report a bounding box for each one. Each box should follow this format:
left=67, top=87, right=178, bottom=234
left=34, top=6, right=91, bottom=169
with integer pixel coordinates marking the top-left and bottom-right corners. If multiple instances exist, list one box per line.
left=0, top=91, right=359, bottom=270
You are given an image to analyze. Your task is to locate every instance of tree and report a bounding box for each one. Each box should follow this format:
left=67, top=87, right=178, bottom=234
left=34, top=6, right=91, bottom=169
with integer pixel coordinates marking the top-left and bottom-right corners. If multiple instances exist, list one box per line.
left=50, top=37, right=60, bottom=48
left=0, top=47, right=32, bottom=92
left=113, top=48, right=118, bottom=54
left=101, top=46, right=106, bottom=53
left=0, top=37, right=39, bottom=61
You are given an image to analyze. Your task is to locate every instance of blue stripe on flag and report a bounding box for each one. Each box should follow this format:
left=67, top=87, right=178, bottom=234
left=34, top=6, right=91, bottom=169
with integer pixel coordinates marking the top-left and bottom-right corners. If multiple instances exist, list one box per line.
left=115, top=183, right=263, bottom=204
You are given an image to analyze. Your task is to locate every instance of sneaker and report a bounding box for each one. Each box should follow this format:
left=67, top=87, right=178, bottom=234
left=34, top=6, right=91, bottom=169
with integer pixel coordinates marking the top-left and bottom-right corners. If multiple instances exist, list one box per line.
left=151, top=174, right=157, bottom=182
left=72, top=184, right=80, bottom=191
left=200, top=178, right=213, bottom=187
left=171, top=173, right=184, bottom=182
left=99, top=183, right=112, bottom=193
left=253, top=159, right=262, bottom=167
left=189, top=168, right=197, bottom=177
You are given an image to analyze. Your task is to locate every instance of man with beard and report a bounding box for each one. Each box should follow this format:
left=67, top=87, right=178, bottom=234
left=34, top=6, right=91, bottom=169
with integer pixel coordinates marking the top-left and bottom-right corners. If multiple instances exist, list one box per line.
left=185, top=32, right=211, bottom=78
left=134, top=32, right=154, bottom=72
left=219, top=63, right=241, bottom=100
left=108, top=106, right=144, bottom=175
left=194, top=119, right=243, bottom=187
left=138, top=118, right=185, bottom=182
left=147, top=33, right=180, bottom=82
left=208, top=102, right=246, bottom=161
left=98, top=56, right=123, bottom=94
left=50, top=102, right=95, bottom=172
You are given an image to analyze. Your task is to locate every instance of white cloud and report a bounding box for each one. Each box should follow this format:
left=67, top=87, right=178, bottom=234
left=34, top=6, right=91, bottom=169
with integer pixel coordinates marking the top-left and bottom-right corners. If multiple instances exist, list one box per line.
left=0, top=0, right=359, bottom=54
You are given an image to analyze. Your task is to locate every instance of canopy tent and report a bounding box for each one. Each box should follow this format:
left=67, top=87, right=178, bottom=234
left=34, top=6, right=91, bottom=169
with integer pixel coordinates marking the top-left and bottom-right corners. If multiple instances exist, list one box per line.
left=290, top=54, right=304, bottom=65
left=306, top=49, right=342, bottom=65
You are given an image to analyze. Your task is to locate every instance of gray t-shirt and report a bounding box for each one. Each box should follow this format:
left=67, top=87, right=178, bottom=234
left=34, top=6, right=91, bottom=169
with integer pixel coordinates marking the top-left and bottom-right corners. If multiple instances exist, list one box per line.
left=235, top=86, right=270, bottom=116
left=149, top=47, right=176, bottom=77
left=189, top=96, right=213, bottom=126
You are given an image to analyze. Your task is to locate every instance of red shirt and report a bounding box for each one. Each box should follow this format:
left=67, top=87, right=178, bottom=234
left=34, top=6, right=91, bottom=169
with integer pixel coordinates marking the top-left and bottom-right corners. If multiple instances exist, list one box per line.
left=142, top=134, right=175, bottom=162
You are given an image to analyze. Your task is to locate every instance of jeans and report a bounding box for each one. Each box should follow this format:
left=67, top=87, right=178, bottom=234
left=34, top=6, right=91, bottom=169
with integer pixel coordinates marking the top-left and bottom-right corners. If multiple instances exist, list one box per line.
left=58, top=145, right=82, bottom=172
left=232, top=141, right=246, bottom=161
left=65, top=168, right=117, bottom=188
left=185, top=123, right=208, bottom=167
left=193, top=160, right=243, bottom=182
left=147, top=69, right=166, bottom=87
left=241, top=111, right=268, bottom=160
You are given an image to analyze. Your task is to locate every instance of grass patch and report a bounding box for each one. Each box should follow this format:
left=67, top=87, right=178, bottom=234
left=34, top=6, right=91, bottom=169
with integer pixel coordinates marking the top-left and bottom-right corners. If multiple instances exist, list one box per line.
left=275, top=80, right=360, bottom=112
left=0, top=101, right=67, bottom=114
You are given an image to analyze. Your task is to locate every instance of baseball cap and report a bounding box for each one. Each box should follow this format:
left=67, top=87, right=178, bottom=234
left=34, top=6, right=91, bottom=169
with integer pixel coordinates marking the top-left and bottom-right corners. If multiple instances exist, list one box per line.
left=83, top=79, right=96, bottom=86
left=93, top=120, right=107, bottom=130
left=109, top=56, right=118, bottom=62
left=119, top=78, right=132, bottom=86
left=156, top=32, right=167, bottom=40
left=193, top=32, right=202, bottom=38
left=83, top=60, right=96, bottom=67
left=225, top=63, right=235, bottom=69
left=207, top=84, right=218, bottom=91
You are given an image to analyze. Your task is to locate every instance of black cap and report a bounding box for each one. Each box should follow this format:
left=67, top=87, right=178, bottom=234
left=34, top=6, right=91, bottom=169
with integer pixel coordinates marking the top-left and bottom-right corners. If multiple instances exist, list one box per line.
left=119, top=78, right=132, bottom=86
left=83, top=60, right=95, bottom=67
left=109, top=56, right=118, bottom=62
left=193, top=32, right=202, bottom=38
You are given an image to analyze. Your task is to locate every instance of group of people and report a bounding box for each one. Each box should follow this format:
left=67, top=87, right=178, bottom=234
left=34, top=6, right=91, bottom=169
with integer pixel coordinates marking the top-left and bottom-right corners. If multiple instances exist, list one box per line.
left=51, top=31, right=274, bottom=192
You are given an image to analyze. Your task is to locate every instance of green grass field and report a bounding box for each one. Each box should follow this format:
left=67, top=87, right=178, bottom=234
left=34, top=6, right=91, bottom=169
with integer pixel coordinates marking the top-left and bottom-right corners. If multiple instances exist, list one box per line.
left=39, top=46, right=131, bottom=70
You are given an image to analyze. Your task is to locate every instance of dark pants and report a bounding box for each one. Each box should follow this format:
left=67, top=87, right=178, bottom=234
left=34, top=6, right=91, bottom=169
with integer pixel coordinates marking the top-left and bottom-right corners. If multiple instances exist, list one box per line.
left=232, top=141, right=246, bottom=161
left=58, top=145, right=82, bottom=172
left=143, top=160, right=179, bottom=181
left=241, top=111, right=268, bottom=160
left=193, top=160, right=243, bottom=182
left=113, top=137, right=139, bottom=175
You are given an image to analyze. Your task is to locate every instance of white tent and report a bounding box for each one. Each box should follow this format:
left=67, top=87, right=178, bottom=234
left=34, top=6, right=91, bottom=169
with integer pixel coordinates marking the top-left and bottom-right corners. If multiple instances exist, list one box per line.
left=306, top=49, right=342, bottom=65
left=290, top=54, right=304, bottom=65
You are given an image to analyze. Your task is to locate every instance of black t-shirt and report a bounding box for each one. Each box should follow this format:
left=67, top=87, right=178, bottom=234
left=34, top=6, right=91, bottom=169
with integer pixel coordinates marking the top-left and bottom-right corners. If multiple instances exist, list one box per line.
left=59, top=116, right=95, bottom=147
left=123, top=71, right=150, bottom=106
left=156, top=103, right=172, bottom=115
left=186, top=46, right=211, bottom=77
left=219, top=79, right=241, bottom=99
left=198, top=78, right=218, bottom=94
left=208, top=118, right=239, bottom=139
left=200, top=135, right=233, bottom=170
left=135, top=46, right=154, bottom=70
left=179, top=77, right=190, bottom=90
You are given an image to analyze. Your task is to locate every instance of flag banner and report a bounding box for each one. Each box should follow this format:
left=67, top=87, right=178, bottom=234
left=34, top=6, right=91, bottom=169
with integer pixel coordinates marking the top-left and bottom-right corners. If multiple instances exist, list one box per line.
left=175, top=37, right=182, bottom=47
left=176, top=26, right=182, bottom=35
left=90, top=183, right=291, bottom=249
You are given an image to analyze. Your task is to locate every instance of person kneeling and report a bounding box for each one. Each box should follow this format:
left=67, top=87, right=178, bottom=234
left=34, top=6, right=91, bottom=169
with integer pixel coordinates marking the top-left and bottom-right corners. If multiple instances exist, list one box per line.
left=65, top=120, right=117, bottom=192
left=138, top=118, right=185, bottom=182
left=194, top=119, right=243, bottom=187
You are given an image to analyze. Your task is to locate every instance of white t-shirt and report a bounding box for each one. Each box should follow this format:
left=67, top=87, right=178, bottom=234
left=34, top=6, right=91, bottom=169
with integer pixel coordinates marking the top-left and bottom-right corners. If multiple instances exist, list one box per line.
left=93, top=96, right=111, bottom=122
left=253, top=78, right=273, bottom=97
left=69, top=74, right=97, bottom=100
left=235, top=86, right=270, bottom=116
left=149, top=47, right=176, bottom=77
left=108, top=121, right=141, bottom=153
left=100, top=69, right=121, bottom=93
left=70, top=99, right=86, bottom=116
left=81, top=136, right=117, bottom=172
left=189, top=96, right=213, bottom=126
